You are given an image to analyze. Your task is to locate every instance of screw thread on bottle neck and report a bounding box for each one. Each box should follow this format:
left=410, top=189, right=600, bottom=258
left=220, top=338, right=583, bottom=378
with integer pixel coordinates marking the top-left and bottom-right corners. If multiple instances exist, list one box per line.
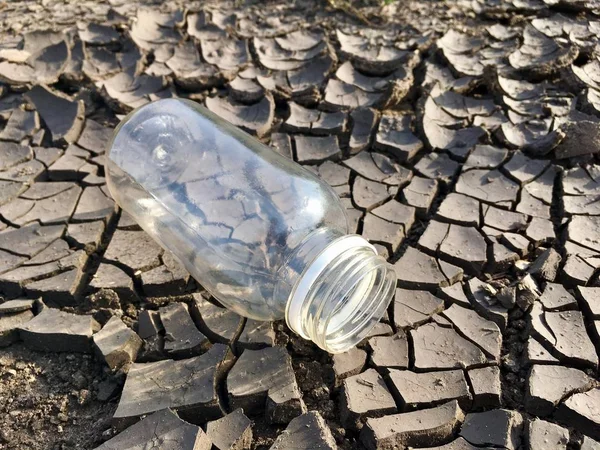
left=285, top=235, right=396, bottom=353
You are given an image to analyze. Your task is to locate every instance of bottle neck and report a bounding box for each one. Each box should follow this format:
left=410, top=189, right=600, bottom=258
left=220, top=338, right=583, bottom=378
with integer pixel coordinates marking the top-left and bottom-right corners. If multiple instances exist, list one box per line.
left=282, top=232, right=396, bottom=354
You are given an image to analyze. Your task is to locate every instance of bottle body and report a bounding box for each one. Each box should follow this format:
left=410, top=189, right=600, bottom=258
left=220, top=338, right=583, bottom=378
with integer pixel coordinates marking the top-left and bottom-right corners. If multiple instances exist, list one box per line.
left=106, top=99, right=396, bottom=352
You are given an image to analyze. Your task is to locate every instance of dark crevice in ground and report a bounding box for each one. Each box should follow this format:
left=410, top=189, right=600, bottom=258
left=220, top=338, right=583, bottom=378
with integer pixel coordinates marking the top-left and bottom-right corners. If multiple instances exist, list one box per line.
left=500, top=306, right=529, bottom=411
left=1, top=0, right=600, bottom=448
left=72, top=210, right=121, bottom=302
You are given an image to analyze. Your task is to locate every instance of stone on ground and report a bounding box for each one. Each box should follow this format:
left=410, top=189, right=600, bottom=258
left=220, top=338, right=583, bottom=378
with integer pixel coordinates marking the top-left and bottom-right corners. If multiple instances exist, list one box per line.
left=19, top=308, right=100, bottom=353
left=527, top=418, right=569, bottom=450
left=466, top=366, right=502, bottom=408
left=206, top=409, right=253, bottom=450
left=159, top=302, right=210, bottom=359
left=0, top=308, right=34, bottom=347
left=556, top=388, right=600, bottom=440
left=361, top=401, right=465, bottom=450
left=226, top=346, right=300, bottom=417
left=340, top=368, right=397, bottom=428
left=95, top=408, right=211, bottom=450
left=269, top=411, right=336, bottom=450
left=332, top=347, right=367, bottom=384
left=368, top=332, right=409, bottom=369
left=92, top=316, right=142, bottom=371
left=459, top=409, right=523, bottom=450
left=190, top=293, right=244, bottom=344
left=411, top=323, right=488, bottom=370
left=113, top=344, right=234, bottom=427
left=525, top=365, right=595, bottom=416
left=387, top=369, right=472, bottom=409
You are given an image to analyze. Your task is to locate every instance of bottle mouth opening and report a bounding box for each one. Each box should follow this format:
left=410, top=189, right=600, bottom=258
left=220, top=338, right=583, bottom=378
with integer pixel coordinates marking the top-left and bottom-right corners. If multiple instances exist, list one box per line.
left=320, top=261, right=396, bottom=353
left=285, top=235, right=397, bottom=354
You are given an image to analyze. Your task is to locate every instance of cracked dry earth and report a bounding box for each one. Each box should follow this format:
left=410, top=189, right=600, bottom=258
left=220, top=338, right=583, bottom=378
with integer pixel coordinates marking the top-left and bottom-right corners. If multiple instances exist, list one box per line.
left=2, top=0, right=600, bottom=450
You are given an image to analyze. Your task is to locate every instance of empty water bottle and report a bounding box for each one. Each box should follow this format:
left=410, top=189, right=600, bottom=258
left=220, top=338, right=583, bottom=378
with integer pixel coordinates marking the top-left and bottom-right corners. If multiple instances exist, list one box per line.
left=105, top=98, right=396, bottom=353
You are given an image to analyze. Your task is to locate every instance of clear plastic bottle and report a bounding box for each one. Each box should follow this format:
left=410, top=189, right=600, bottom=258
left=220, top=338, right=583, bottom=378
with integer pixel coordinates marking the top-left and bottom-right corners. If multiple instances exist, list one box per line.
left=105, top=98, right=396, bottom=353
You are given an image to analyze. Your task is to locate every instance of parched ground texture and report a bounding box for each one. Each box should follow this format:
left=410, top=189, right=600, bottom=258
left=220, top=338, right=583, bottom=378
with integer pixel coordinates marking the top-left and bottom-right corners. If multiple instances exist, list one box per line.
left=0, top=0, right=600, bottom=449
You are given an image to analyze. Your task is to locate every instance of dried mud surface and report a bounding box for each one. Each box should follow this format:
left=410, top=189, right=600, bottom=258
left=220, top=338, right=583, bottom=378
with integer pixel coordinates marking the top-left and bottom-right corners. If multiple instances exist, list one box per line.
left=0, top=0, right=600, bottom=449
